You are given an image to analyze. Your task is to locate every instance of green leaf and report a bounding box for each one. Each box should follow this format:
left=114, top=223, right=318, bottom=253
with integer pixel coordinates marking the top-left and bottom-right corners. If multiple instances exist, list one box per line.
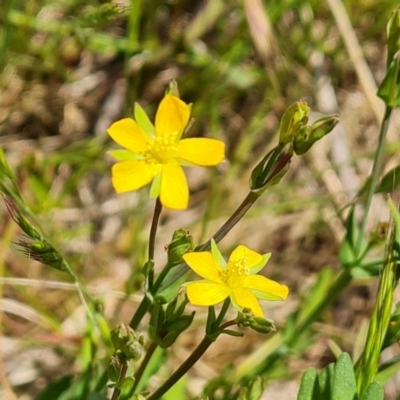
left=34, top=375, right=74, bottom=400
left=162, top=374, right=187, bottom=400
left=134, top=346, right=167, bottom=393
left=339, top=208, right=368, bottom=268
left=318, top=363, right=335, bottom=400
left=375, top=357, right=400, bottom=385
left=155, top=270, right=188, bottom=303
left=377, top=58, right=400, bottom=108
left=297, top=367, right=318, bottom=400
left=386, top=8, right=400, bottom=65
left=361, top=381, right=384, bottom=400
left=375, top=165, right=400, bottom=193
left=332, top=353, right=357, bottom=400
left=211, top=238, right=226, bottom=267
left=206, top=306, right=216, bottom=335
left=134, top=102, right=154, bottom=136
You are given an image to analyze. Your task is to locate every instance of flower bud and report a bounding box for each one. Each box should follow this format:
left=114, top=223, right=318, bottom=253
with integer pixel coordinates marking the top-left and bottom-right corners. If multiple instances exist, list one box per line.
left=236, top=311, right=276, bottom=334
left=110, top=323, right=144, bottom=362
left=107, top=356, right=121, bottom=383
left=279, top=101, right=310, bottom=145
left=293, top=115, right=338, bottom=155
left=159, top=313, right=195, bottom=348
left=166, top=229, right=194, bottom=266
left=250, top=144, right=292, bottom=194
left=165, top=289, right=189, bottom=323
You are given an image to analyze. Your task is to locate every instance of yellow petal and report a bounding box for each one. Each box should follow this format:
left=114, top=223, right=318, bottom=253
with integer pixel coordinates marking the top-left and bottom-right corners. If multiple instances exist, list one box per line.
left=111, top=160, right=160, bottom=193
left=155, top=95, right=190, bottom=139
left=228, top=245, right=264, bottom=270
left=176, top=138, right=225, bottom=166
left=159, top=162, right=189, bottom=210
left=108, top=118, right=150, bottom=153
left=186, top=281, right=231, bottom=306
left=244, top=275, right=289, bottom=301
left=183, top=251, right=223, bottom=282
left=231, top=288, right=264, bottom=317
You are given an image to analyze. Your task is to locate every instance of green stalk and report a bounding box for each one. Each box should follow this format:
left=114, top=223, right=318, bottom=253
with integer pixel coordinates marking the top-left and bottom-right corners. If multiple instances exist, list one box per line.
left=146, top=300, right=233, bottom=400
left=132, top=342, right=158, bottom=393
left=148, top=198, right=163, bottom=290
left=355, top=200, right=399, bottom=396
left=111, top=365, right=128, bottom=400
left=355, top=107, right=392, bottom=256
left=146, top=335, right=213, bottom=400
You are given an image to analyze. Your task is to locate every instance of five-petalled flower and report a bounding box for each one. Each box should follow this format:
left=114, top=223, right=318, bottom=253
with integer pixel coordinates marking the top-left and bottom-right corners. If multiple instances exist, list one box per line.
left=183, top=241, right=288, bottom=317
left=107, top=94, right=225, bottom=210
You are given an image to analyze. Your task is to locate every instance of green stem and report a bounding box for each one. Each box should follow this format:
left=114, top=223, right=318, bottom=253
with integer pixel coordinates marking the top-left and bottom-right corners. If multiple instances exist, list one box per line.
left=199, top=191, right=259, bottom=250
left=214, top=298, right=231, bottom=328
left=148, top=198, right=163, bottom=290
left=355, top=106, right=392, bottom=255
left=146, top=300, right=234, bottom=399
left=129, top=296, right=151, bottom=330
left=129, top=199, right=162, bottom=330
left=132, top=342, right=158, bottom=393
left=146, top=336, right=213, bottom=400
left=111, top=364, right=128, bottom=400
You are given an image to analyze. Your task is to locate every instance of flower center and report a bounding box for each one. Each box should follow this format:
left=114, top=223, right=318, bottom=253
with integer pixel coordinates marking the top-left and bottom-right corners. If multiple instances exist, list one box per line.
left=221, top=257, right=249, bottom=288
left=143, top=133, right=178, bottom=164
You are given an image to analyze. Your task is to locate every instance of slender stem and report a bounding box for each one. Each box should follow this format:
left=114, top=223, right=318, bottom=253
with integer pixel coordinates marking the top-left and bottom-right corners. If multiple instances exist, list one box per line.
left=214, top=298, right=231, bottom=328
left=132, top=342, right=158, bottom=393
left=199, top=191, right=259, bottom=250
left=200, top=152, right=292, bottom=250
left=129, top=199, right=162, bottom=330
left=355, top=107, right=392, bottom=255
left=111, top=364, right=129, bottom=400
left=129, top=296, right=151, bottom=330
left=148, top=198, right=163, bottom=290
left=146, top=300, right=236, bottom=400
left=219, top=320, right=236, bottom=330
left=146, top=336, right=213, bottom=400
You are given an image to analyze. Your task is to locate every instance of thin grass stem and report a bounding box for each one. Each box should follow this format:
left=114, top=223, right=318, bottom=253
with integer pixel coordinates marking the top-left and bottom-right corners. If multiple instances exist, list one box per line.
left=356, top=107, right=392, bottom=256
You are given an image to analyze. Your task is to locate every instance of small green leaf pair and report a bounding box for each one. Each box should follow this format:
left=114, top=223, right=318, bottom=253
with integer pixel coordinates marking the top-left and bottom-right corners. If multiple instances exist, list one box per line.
left=148, top=291, right=194, bottom=348
left=298, top=353, right=383, bottom=400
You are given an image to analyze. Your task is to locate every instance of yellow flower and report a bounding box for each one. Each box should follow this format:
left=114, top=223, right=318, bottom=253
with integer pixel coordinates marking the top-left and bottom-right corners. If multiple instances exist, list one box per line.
left=182, top=241, right=288, bottom=317
left=107, top=94, right=225, bottom=210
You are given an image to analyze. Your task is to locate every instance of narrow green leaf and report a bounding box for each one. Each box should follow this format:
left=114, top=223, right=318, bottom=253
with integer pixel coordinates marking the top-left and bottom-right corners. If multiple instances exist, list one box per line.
left=339, top=208, right=368, bottom=268
left=134, top=102, right=154, bottom=136
left=135, top=347, right=167, bottom=393
left=332, top=353, right=357, bottom=400
left=361, top=381, right=384, bottom=400
left=297, top=367, right=318, bottom=400
left=375, top=165, right=400, bottom=193
left=377, top=58, right=400, bottom=108
left=318, top=363, right=334, bottom=400
left=210, top=238, right=226, bottom=267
